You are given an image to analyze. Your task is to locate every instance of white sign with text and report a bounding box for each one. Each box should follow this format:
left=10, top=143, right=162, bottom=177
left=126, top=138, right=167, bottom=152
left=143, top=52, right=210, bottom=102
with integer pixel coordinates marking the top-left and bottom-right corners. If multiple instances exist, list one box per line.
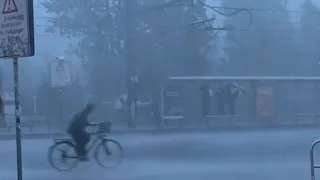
left=0, top=0, right=34, bottom=58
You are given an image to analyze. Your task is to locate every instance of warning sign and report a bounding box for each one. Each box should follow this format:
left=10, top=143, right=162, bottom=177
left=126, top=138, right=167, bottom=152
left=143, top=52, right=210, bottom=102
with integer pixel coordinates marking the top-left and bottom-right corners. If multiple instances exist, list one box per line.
left=256, top=86, right=275, bottom=117
left=50, top=61, right=71, bottom=88
left=2, top=0, right=18, bottom=14
left=0, top=0, right=34, bottom=58
left=56, top=62, right=65, bottom=71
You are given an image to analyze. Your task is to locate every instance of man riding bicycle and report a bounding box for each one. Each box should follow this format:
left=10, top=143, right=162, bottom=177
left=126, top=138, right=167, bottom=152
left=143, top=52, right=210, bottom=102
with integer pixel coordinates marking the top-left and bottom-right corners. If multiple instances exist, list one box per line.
left=67, top=103, right=97, bottom=161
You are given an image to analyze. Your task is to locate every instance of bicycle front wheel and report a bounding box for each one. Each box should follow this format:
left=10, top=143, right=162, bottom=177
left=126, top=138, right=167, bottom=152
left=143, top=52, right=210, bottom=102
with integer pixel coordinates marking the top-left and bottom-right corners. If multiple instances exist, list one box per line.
left=94, top=139, right=124, bottom=168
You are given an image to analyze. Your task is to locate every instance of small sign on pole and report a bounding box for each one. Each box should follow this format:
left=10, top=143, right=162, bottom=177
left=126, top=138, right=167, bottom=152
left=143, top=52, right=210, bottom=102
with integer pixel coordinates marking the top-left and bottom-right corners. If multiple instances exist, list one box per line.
left=50, top=60, right=71, bottom=88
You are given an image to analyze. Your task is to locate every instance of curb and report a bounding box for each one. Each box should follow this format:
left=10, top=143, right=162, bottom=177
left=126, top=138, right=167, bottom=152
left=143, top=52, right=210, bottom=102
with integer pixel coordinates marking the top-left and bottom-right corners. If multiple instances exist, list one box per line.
left=113, top=124, right=320, bottom=134
left=0, top=124, right=320, bottom=140
left=0, top=132, right=65, bottom=140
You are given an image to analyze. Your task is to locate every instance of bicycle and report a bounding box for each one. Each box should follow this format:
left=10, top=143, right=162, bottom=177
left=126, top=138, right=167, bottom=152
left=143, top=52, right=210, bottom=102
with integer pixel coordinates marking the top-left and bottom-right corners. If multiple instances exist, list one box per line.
left=48, top=122, right=124, bottom=171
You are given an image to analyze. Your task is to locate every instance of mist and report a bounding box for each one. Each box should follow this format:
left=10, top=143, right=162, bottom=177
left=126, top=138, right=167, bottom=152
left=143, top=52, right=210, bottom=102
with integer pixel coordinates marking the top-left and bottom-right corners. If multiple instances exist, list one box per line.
left=1, top=0, right=320, bottom=180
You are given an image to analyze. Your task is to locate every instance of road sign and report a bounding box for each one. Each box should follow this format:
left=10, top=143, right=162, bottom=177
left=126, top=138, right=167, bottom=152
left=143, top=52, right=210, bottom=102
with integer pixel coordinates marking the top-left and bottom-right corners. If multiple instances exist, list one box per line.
left=3, top=0, right=18, bottom=14
left=0, top=0, right=34, bottom=58
left=56, top=62, right=65, bottom=71
left=50, top=61, right=71, bottom=88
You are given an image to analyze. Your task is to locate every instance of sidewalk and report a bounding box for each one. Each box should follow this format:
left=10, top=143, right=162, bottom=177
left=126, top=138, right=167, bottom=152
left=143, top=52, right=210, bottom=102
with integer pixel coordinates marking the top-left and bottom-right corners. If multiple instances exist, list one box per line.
left=0, top=123, right=320, bottom=140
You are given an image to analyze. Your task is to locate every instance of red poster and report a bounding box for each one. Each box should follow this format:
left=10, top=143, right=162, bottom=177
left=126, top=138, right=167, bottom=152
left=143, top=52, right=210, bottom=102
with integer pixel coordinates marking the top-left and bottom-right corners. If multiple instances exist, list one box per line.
left=256, top=86, right=275, bottom=117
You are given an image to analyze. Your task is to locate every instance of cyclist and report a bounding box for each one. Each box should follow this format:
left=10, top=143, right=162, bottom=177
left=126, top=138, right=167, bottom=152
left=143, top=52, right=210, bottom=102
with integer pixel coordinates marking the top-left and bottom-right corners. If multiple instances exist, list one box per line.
left=67, top=103, right=97, bottom=161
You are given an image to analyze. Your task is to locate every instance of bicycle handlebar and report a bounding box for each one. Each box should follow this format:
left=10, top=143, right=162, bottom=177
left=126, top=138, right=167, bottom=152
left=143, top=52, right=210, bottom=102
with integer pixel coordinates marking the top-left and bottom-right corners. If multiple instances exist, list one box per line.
left=88, top=122, right=100, bottom=126
left=96, top=122, right=112, bottom=133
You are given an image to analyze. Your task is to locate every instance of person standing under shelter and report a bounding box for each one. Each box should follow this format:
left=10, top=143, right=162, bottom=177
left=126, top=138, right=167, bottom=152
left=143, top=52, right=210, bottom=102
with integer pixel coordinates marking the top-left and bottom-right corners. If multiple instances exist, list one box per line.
left=225, top=82, right=244, bottom=115
left=215, top=83, right=225, bottom=115
left=201, top=83, right=212, bottom=116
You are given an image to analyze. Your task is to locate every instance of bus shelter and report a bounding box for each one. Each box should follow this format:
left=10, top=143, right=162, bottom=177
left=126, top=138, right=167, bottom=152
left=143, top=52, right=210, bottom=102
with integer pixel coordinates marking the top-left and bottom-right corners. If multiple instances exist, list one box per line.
left=160, top=76, right=320, bottom=128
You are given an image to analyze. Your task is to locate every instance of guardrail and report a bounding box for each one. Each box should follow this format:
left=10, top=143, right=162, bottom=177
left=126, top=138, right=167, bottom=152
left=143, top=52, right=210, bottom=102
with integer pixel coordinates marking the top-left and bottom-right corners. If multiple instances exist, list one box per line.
left=310, top=139, right=320, bottom=180
left=0, top=115, right=51, bottom=133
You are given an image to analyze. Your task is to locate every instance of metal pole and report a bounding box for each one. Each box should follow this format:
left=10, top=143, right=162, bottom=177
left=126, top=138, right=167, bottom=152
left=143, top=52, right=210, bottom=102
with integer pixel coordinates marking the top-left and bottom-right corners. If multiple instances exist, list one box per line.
left=161, top=84, right=165, bottom=127
left=310, top=139, right=320, bottom=180
left=59, top=88, right=63, bottom=128
left=125, top=0, right=137, bottom=128
left=33, top=95, right=37, bottom=115
left=13, top=57, right=23, bottom=180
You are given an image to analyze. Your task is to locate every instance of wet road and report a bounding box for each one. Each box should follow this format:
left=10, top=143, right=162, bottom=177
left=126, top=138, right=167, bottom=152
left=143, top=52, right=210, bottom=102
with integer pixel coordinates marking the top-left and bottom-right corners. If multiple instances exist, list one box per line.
left=1, top=128, right=320, bottom=180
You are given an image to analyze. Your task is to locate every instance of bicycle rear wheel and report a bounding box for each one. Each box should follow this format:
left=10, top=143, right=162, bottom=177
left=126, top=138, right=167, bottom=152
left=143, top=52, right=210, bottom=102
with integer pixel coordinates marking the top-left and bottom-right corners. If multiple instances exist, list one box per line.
left=94, top=139, right=124, bottom=168
left=48, top=141, right=79, bottom=171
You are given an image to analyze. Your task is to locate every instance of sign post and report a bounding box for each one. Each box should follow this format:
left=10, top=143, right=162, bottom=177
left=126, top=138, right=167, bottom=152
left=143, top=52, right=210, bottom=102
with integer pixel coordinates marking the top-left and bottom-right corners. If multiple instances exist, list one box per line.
left=13, top=57, right=22, bottom=179
left=129, top=76, right=138, bottom=121
left=0, top=0, right=35, bottom=180
left=50, top=58, right=71, bottom=127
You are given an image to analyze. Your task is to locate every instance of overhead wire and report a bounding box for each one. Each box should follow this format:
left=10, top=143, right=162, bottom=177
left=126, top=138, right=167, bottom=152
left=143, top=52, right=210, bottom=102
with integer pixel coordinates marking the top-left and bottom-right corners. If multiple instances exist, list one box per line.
left=223, top=28, right=320, bottom=34
left=33, top=2, right=320, bottom=36
left=168, top=0, right=253, bottom=31
left=209, top=5, right=320, bottom=14
left=197, top=0, right=253, bottom=30
left=194, top=2, right=320, bottom=33
left=209, top=20, right=320, bottom=34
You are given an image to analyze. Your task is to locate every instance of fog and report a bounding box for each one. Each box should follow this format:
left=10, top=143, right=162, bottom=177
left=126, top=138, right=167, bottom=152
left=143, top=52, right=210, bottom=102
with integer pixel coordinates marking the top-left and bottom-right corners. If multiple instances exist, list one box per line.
left=1, top=0, right=320, bottom=179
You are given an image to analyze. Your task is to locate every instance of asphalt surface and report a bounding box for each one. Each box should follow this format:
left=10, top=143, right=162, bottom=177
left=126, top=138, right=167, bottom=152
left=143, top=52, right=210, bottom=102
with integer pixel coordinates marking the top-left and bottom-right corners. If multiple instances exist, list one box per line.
left=1, top=128, right=320, bottom=180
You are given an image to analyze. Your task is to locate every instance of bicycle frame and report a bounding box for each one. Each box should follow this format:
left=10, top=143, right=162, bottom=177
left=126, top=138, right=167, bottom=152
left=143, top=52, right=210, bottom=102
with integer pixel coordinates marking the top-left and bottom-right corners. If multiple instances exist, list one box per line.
left=59, top=134, right=107, bottom=159
left=86, top=134, right=106, bottom=153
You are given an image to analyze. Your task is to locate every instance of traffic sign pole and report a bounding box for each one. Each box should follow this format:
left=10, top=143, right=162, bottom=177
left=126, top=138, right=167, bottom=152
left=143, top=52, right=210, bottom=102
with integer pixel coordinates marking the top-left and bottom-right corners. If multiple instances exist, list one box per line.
left=13, top=57, right=22, bottom=180
left=50, top=58, right=70, bottom=129
left=59, top=88, right=63, bottom=128
left=125, top=0, right=137, bottom=128
left=0, top=0, right=35, bottom=179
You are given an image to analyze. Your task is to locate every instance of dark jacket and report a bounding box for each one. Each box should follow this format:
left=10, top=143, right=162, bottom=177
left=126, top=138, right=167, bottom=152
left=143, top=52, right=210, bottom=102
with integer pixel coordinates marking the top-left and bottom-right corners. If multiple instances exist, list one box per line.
left=68, top=112, right=89, bottom=134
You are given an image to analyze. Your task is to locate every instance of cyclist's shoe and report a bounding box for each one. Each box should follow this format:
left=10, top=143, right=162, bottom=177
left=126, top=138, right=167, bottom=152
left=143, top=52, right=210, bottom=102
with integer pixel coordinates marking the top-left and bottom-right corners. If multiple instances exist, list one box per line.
left=79, top=156, right=89, bottom=161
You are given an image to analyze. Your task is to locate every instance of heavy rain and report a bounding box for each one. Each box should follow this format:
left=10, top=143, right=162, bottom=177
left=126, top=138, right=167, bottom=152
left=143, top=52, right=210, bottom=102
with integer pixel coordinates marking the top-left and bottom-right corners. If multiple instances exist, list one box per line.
left=1, top=0, right=320, bottom=180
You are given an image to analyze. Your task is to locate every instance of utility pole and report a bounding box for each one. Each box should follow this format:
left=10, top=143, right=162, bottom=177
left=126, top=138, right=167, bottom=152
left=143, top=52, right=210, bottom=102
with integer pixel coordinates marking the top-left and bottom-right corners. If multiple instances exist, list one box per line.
left=125, top=0, right=137, bottom=128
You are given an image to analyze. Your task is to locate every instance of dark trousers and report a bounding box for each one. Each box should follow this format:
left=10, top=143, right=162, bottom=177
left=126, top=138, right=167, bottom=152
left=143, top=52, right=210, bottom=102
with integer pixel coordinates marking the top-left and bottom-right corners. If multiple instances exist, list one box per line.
left=227, top=98, right=236, bottom=115
left=202, top=98, right=209, bottom=116
left=217, top=99, right=225, bottom=115
left=71, top=130, right=90, bottom=157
